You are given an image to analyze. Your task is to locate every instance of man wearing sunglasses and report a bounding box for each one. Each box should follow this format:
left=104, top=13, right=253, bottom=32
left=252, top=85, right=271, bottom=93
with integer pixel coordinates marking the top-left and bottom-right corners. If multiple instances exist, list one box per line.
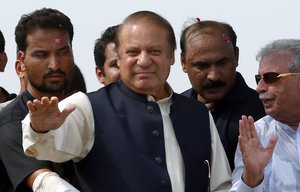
left=231, top=39, right=300, bottom=191
left=180, top=20, right=265, bottom=171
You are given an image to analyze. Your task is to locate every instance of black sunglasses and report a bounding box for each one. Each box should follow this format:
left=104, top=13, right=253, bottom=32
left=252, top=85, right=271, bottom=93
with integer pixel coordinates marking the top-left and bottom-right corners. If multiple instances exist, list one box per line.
left=255, top=72, right=300, bottom=85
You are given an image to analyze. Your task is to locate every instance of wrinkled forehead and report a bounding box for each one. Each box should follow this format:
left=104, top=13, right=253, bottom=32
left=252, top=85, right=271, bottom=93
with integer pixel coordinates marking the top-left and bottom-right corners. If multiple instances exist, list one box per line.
left=259, top=52, right=293, bottom=71
left=118, top=20, right=169, bottom=44
left=186, top=25, right=227, bottom=40
left=120, top=18, right=167, bottom=33
left=186, top=31, right=233, bottom=53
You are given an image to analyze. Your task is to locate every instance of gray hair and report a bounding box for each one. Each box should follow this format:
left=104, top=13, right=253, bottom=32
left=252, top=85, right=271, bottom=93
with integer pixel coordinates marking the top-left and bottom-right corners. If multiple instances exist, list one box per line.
left=256, top=39, right=300, bottom=72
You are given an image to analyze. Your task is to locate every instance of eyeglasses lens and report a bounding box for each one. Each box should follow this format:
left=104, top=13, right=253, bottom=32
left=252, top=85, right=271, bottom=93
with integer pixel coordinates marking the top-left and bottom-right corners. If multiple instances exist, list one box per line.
left=255, top=72, right=280, bottom=84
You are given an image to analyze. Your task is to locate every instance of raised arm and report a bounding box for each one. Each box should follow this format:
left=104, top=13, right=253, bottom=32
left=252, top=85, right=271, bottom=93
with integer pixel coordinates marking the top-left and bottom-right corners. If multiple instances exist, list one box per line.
left=238, top=115, right=278, bottom=187
left=22, top=92, right=95, bottom=162
left=27, top=96, right=76, bottom=133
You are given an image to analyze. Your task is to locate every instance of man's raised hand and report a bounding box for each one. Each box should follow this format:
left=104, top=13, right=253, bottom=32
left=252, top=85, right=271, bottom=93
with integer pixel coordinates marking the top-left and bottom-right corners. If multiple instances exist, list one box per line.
left=239, top=115, right=278, bottom=187
left=27, top=96, right=76, bottom=133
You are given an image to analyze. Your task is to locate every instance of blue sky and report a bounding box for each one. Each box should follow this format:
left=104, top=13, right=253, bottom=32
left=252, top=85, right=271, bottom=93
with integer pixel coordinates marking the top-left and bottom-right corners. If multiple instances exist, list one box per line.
left=1, top=0, right=300, bottom=94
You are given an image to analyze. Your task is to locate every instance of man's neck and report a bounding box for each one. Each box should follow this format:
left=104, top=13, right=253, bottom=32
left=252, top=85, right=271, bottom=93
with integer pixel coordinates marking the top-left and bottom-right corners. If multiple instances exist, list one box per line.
left=205, top=102, right=216, bottom=111
left=196, top=94, right=216, bottom=111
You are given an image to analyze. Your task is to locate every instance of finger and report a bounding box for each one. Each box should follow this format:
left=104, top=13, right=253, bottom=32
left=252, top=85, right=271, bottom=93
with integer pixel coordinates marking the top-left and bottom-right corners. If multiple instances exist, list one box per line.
left=248, top=116, right=258, bottom=139
left=49, top=96, right=59, bottom=106
left=238, top=135, right=245, bottom=153
left=239, top=116, right=246, bottom=137
left=239, top=116, right=248, bottom=153
left=245, top=116, right=254, bottom=140
left=27, top=101, right=37, bottom=112
left=41, top=96, right=50, bottom=106
left=32, top=99, right=43, bottom=109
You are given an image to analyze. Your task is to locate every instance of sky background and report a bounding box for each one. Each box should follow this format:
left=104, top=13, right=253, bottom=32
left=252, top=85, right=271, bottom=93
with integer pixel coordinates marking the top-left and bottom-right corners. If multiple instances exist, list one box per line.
left=1, top=0, right=300, bottom=94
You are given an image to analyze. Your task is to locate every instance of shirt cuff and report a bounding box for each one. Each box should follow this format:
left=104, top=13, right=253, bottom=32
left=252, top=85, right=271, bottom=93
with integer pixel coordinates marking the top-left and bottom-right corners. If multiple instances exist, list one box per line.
left=22, top=115, right=53, bottom=156
left=232, top=177, right=263, bottom=192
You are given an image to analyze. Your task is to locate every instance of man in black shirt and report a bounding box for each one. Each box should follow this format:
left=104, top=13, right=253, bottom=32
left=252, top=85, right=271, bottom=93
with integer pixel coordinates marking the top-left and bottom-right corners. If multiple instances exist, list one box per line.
left=180, top=20, right=265, bottom=170
left=0, top=8, right=79, bottom=191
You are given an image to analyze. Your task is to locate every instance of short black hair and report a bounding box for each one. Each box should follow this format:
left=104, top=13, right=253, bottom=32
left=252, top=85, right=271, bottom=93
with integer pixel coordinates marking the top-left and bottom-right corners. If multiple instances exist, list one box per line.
left=94, top=24, right=119, bottom=71
left=15, top=7, right=74, bottom=52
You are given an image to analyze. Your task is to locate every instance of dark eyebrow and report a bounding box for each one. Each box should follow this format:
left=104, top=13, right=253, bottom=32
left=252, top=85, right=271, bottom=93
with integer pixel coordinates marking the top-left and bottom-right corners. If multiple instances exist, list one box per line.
left=191, top=60, right=209, bottom=67
left=58, top=45, right=71, bottom=51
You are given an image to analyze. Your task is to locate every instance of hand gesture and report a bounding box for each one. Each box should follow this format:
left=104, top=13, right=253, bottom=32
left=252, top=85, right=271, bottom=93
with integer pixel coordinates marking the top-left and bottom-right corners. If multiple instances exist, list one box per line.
left=239, top=115, right=278, bottom=187
left=27, top=96, right=76, bottom=133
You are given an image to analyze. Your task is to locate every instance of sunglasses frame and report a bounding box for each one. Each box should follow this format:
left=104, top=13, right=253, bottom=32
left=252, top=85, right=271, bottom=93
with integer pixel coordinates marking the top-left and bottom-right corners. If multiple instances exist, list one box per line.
left=255, top=72, right=300, bottom=85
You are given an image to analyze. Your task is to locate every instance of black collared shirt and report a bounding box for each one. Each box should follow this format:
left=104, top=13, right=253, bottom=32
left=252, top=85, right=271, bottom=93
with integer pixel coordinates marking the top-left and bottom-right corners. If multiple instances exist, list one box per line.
left=182, top=72, right=266, bottom=170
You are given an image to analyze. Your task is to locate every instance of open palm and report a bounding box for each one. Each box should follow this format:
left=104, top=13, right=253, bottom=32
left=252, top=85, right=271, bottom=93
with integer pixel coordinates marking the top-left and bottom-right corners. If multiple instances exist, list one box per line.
left=239, top=115, right=278, bottom=187
left=27, top=96, right=76, bottom=133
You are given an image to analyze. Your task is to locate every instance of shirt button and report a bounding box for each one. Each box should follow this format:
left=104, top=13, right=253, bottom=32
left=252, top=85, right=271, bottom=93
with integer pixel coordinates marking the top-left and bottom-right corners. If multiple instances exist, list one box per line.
left=155, top=156, right=162, bottom=164
left=152, top=129, right=160, bottom=137
left=146, top=105, right=154, bottom=113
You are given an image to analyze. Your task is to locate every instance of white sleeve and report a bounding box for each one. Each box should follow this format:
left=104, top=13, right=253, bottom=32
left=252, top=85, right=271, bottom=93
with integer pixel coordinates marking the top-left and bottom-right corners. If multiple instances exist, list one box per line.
left=230, top=144, right=264, bottom=192
left=208, top=112, right=232, bottom=192
left=22, top=91, right=95, bottom=162
left=33, top=171, right=80, bottom=192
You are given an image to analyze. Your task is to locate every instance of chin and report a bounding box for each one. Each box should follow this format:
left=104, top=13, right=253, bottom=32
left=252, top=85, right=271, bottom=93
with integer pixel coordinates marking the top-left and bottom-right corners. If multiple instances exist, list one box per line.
left=204, top=94, right=223, bottom=102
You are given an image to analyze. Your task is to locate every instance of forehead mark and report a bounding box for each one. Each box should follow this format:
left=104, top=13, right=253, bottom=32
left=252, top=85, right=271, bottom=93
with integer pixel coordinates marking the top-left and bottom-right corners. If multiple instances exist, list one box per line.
left=222, top=34, right=230, bottom=44
left=54, top=37, right=64, bottom=45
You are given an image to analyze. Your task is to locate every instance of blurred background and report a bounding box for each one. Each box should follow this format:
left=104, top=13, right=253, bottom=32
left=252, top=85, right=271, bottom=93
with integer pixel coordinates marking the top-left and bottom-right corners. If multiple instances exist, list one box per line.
left=1, top=0, right=300, bottom=94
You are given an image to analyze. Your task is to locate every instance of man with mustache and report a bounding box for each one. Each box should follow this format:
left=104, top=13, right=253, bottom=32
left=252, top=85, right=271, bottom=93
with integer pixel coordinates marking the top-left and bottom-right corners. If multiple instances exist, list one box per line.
left=180, top=20, right=265, bottom=170
left=231, top=39, right=300, bottom=191
left=0, top=8, right=79, bottom=191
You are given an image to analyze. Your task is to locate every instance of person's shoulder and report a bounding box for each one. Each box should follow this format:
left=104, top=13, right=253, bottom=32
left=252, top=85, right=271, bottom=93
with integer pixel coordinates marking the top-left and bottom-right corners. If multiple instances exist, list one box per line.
left=0, top=99, right=12, bottom=110
left=235, top=73, right=258, bottom=95
left=87, top=84, right=113, bottom=100
left=0, top=93, right=30, bottom=126
left=244, top=85, right=260, bottom=97
left=173, top=92, right=207, bottom=109
left=233, top=73, right=262, bottom=104
left=254, top=115, right=275, bottom=128
left=180, top=88, right=194, bottom=98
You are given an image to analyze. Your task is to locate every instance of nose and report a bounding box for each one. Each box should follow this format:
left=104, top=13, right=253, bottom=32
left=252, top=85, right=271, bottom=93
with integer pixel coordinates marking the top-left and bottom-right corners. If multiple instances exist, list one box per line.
left=48, top=55, right=61, bottom=71
left=207, top=66, right=220, bottom=81
left=137, top=51, right=151, bottom=67
left=256, top=78, right=267, bottom=94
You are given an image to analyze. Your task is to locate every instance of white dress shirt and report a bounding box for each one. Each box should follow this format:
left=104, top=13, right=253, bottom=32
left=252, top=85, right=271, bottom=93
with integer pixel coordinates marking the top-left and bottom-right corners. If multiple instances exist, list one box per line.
left=231, top=115, right=300, bottom=192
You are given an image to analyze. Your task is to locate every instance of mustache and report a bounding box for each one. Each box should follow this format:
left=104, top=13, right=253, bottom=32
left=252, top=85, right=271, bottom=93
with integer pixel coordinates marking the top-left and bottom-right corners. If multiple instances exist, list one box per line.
left=259, top=92, right=275, bottom=100
left=201, top=80, right=226, bottom=90
left=44, top=70, right=66, bottom=78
